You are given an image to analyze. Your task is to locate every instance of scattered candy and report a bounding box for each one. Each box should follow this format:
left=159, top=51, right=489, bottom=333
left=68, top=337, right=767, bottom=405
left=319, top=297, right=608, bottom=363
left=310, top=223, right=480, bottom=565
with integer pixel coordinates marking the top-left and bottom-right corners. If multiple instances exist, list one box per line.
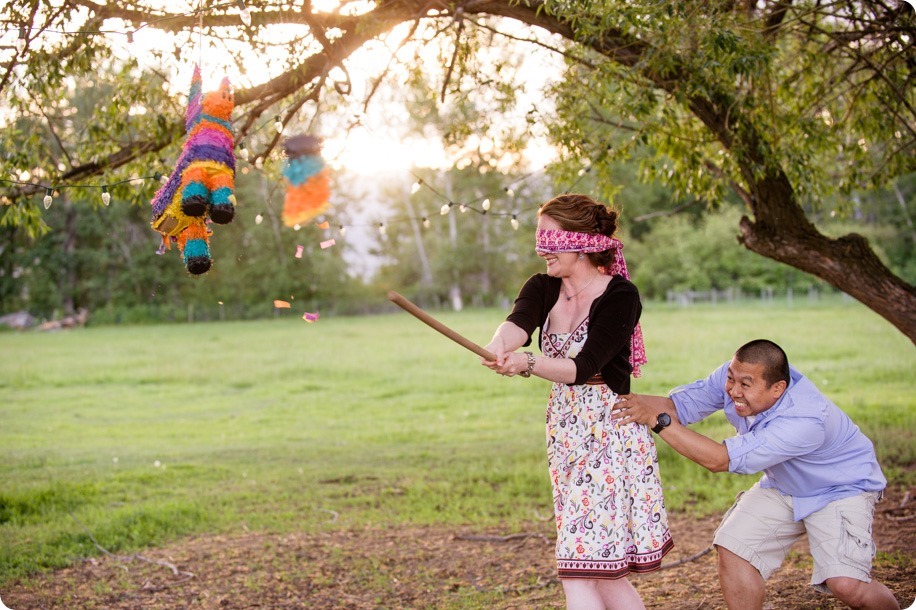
left=273, top=300, right=291, bottom=308
left=302, top=312, right=319, bottom=323
left=295, top=244, right=304, bottom=258
left=320, top=238, right=336, bottom=249
left=315, top=220, right=329, bottom=229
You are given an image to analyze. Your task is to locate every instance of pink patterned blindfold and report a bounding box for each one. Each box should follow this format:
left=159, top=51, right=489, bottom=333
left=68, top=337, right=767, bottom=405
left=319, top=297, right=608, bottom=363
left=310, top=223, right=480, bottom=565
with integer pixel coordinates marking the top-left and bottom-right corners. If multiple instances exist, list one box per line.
left=535, top=229, right=620, bottom=254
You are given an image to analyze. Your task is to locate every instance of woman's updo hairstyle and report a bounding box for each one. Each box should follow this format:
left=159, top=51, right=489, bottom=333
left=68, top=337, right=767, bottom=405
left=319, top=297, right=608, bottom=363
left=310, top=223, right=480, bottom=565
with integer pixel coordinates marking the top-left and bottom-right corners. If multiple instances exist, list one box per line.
left=538, top=193, right=620, bottom=269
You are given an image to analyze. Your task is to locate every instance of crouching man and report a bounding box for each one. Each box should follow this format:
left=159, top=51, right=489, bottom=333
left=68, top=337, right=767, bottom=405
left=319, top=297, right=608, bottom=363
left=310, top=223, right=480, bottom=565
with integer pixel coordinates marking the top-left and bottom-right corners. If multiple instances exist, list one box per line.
left=612, top=339, right=900, bottom=610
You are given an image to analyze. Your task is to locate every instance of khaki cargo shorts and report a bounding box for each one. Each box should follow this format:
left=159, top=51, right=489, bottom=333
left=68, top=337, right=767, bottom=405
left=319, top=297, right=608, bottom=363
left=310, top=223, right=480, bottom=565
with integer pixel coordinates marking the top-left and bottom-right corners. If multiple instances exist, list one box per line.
left=713, top=482, right=881, bottom=593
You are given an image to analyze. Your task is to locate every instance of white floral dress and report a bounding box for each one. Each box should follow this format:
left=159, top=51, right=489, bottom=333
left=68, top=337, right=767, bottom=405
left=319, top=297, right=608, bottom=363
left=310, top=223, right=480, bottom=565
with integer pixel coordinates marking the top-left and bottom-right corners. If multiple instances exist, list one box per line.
left=543, top=316, right=673, bottom=580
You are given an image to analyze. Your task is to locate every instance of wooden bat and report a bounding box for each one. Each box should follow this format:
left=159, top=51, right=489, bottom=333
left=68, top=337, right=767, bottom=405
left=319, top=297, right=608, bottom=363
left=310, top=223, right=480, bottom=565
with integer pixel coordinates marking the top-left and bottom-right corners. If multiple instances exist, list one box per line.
left=387, top=290, right=497, bottom=361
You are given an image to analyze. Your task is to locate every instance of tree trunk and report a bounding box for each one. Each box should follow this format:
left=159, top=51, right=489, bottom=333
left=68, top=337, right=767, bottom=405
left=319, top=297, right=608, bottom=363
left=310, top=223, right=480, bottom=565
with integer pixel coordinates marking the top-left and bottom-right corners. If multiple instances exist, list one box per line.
left=404, top=186, right=434, bottom=288
left=736, top=148, right=916, bottom=344
left=445, top=174, right=463, bottom=311
left=739, top=205, right=916, bottom=344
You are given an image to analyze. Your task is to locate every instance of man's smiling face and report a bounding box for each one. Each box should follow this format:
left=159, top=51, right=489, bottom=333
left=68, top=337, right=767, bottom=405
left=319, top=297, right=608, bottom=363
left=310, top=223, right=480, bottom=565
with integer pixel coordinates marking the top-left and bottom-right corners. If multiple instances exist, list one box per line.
left=724, top=358, right=787, bottom=417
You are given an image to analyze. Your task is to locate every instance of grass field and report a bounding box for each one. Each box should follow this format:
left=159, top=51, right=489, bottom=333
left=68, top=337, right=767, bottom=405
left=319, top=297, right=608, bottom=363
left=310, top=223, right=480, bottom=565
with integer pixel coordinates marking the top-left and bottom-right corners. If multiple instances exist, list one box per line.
left=1, top=297, right=913, bottom=586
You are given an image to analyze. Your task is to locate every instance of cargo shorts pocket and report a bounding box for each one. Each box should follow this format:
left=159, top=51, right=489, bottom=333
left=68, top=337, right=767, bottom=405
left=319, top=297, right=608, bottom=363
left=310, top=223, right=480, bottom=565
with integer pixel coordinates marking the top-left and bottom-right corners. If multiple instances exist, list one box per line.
left=839, top=510, right=875, bottom=572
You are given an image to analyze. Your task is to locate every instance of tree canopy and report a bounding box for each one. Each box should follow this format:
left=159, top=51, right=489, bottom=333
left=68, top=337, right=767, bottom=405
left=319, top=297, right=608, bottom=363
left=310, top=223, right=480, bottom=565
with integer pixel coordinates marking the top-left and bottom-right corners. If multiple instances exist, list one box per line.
left=1, top=0, right=914, bottom=339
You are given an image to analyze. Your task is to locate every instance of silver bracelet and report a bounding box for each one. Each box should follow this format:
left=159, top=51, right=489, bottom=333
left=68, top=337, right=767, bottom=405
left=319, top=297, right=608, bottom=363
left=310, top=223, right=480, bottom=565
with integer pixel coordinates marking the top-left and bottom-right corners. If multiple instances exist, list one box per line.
left=519, top=351, right=536, bottom=378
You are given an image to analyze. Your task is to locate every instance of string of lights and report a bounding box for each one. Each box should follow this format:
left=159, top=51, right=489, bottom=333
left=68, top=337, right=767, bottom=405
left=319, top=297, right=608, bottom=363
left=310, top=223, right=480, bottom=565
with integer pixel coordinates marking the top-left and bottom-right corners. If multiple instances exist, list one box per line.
left=0, top=174, right=168, bottom=208
left=344, top=161, right=594, bottom=238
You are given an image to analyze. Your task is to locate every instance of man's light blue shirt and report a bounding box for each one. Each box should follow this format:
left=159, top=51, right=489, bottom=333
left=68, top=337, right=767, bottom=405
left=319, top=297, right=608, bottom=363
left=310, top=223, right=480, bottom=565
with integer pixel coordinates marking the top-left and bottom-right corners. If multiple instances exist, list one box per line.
left=669, top=363, right=886, bottom=520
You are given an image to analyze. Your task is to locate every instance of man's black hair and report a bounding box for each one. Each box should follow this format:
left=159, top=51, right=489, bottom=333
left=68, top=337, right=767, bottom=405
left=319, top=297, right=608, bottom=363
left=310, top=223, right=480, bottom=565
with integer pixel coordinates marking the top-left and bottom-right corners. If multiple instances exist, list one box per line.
left=735, top=339, right=790, bottom=387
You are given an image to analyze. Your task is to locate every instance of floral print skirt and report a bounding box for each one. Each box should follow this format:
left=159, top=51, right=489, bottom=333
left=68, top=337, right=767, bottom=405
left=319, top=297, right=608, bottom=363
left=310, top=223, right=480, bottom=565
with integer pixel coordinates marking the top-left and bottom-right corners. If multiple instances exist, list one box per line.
left=546, top=379, right=674, bottom=580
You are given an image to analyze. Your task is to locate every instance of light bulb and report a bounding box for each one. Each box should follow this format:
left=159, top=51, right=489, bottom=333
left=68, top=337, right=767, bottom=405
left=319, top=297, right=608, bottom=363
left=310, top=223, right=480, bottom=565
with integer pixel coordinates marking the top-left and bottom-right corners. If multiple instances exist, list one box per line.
left=422, top=217, right=430, bottom=229
left=378, top=223, right=386, bottom=236
left=440, top=203, right=451, bottom=215
left=481, top=198, right=490, bottom=211
left=239, top=145, right=249, bottom=162
left=510, top=216, right=519, bottom=231
left=411, top=181, right=422, bottom=194
left=459, top=204, right=468, bottom=213
left=43, top=188, right=53, bottom=209
left=255, top=214, right=263, bottom=225
left=293, top=223, right=301, bottom=231
left=274, top=116, right=283, bottom=134
left=101, top=187, right=111, bottom=206
left=338, top=225, right=347, bottom=237
left=505, top=188, right=515, bottom=197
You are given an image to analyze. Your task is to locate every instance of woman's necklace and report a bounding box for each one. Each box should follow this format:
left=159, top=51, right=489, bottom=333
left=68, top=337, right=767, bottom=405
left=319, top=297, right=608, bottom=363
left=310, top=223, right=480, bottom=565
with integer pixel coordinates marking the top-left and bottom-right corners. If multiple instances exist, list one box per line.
left=562, top=271, right=600, bottom=301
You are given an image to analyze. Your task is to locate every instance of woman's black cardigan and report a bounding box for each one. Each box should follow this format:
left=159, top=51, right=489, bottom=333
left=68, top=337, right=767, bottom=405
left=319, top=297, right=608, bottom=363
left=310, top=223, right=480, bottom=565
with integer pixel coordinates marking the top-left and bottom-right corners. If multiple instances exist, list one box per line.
left=505, top=273, right=642, bottom=394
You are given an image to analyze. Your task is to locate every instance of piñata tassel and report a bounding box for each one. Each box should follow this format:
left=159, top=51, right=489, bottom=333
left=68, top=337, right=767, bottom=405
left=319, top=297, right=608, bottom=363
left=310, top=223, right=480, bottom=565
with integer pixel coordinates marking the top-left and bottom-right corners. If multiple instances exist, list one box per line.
left=177, top=222, right=212, bottom=275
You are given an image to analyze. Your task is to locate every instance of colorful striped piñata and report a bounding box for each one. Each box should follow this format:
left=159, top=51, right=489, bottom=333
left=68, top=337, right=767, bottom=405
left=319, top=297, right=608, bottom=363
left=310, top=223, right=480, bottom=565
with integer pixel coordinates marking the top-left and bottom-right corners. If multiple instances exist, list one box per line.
left=281, top=134, right=330, bottom=227
left=151, top=65, right=236, bottom=275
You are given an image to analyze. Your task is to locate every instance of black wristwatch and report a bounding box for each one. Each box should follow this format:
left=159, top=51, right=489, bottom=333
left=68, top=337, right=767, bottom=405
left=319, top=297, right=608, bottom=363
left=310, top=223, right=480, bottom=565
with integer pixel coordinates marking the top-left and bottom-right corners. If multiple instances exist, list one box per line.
left=652, top=412, right=672, bottom=434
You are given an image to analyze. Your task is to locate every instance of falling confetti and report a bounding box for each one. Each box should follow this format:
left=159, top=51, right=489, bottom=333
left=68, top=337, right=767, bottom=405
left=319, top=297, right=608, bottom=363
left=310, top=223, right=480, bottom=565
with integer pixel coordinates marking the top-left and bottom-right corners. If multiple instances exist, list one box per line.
left=315, top=220, right=329, bottom=229
left=273, top=300, right=291, bottom=308
left=320, top=238, right=336, bottom=249
left=302, top=312, right=320, bottom=323
left=295, top=244, right=304, bottom=258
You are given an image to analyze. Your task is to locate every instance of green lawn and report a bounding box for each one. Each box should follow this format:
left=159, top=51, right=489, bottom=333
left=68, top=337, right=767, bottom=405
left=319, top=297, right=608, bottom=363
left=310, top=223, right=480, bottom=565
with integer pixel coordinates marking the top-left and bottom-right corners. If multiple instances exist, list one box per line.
left=1, top=297, right=913, bottom=585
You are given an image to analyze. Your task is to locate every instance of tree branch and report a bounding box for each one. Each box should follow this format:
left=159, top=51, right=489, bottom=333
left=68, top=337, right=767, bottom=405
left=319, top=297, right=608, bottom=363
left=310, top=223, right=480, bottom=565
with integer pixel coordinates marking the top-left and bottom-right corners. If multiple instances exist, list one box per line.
left=762, top=0, right=794, bottom=40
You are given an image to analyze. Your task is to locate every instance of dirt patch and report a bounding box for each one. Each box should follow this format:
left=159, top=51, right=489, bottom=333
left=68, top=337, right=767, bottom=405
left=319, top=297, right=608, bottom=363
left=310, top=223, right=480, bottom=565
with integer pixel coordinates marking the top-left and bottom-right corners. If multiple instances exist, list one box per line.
left=4, top=488, right=914, bottom=610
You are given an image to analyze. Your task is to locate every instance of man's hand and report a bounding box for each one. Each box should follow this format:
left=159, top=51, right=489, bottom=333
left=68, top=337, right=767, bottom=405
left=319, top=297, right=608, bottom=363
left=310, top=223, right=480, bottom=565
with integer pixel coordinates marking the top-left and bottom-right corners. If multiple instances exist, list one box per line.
left=612, top=393, right=675, bottom=427
left=613, top=394, right=657, bottom=426
left=614, top=393, right=730, bottom=472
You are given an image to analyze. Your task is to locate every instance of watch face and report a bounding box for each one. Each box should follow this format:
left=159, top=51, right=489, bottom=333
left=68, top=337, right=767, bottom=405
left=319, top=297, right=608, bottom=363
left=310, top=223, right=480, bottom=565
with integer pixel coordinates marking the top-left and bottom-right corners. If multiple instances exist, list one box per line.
left=653, top=412, right=672, bottom=433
